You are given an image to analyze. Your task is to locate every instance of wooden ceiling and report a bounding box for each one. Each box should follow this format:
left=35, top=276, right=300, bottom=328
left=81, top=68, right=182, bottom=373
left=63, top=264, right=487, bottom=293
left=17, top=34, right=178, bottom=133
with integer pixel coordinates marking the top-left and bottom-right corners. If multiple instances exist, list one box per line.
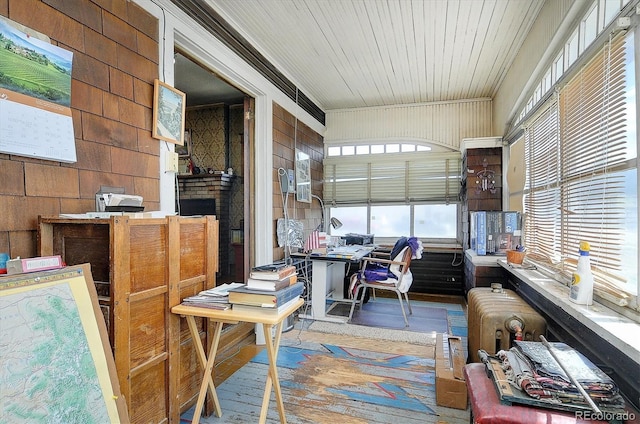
left=200, top=0, right=546, bottom=111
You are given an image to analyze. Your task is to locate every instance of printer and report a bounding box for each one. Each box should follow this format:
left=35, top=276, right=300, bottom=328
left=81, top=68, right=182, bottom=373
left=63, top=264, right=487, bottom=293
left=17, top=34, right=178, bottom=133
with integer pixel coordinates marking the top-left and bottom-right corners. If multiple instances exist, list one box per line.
left=341, top=233, right=374, bottom=246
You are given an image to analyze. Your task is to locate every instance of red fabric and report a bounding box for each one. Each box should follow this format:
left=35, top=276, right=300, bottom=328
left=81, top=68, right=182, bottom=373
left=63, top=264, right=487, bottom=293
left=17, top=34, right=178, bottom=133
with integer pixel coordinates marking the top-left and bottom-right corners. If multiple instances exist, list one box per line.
left=464, top=363, right=639, bottom=424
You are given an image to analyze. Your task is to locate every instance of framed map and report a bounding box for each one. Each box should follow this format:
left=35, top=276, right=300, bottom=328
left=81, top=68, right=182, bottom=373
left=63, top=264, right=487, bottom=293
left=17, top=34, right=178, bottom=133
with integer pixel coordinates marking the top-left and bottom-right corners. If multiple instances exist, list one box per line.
left=0, top=264, right=129, bottom=423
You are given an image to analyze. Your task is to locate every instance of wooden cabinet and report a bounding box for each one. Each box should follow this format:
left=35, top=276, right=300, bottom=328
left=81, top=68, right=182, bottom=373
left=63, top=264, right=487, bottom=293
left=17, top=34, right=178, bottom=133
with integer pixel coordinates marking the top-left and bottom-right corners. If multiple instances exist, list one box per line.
left=463, top=249, right=505, bottom=294
left=37, top=215, right=219, bottom=424
left=460, top=146, right=503, bottom=252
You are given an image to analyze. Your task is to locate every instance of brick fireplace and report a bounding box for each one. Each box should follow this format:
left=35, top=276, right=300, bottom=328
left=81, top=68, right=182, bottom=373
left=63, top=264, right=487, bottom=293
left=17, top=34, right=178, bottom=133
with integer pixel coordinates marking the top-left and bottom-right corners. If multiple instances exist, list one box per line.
left=177, top=173, right=234, bottom=276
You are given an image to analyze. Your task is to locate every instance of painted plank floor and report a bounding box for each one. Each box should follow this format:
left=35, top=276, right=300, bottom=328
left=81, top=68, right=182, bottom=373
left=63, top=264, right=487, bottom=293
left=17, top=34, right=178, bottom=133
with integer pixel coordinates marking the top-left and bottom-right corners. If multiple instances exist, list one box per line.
left=181, top=297, right=469, bottom=424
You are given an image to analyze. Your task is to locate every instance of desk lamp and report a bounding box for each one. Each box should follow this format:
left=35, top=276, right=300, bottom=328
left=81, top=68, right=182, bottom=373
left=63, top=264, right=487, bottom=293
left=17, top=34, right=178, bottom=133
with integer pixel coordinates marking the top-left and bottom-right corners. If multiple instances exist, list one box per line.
left=311, top=195, right=343, bottom=233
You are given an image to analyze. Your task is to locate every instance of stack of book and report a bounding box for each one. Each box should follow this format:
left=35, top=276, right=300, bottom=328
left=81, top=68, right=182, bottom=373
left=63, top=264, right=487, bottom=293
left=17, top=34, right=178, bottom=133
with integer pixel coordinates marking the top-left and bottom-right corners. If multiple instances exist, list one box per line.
left=181, top=282, right=244, bottom=310
left=229, top=264, right=303, bottom=314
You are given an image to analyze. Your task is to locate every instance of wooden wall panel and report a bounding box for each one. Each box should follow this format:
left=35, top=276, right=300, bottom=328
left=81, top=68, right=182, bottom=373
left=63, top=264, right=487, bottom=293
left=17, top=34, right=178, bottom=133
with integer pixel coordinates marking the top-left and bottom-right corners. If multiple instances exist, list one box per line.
left=1, top=0, right=160, bottom=259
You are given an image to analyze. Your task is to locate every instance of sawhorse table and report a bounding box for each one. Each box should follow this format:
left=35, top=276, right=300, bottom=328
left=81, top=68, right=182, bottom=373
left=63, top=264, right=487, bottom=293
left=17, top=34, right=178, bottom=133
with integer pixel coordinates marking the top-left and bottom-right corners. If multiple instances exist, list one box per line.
left=172, top=298, right=304, bottom=424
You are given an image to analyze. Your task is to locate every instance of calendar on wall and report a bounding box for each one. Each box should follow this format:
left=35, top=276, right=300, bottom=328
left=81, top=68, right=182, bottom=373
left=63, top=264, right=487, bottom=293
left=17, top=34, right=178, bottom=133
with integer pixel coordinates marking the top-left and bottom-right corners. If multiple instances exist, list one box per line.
left=0, top=17, right=76, bottom=163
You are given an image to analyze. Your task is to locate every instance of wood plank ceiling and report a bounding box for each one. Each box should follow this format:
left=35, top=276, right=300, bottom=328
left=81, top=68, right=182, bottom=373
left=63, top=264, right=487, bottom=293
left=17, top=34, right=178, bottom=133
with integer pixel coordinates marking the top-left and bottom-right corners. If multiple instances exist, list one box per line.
left=203, top=0, right=546, bottom=111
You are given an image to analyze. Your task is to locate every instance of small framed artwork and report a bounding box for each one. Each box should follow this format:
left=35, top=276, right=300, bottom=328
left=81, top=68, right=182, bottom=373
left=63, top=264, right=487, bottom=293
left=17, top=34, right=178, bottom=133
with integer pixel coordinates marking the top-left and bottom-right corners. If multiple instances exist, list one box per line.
left=295, top=149, right=311, bottom=203
left=176, top=129, right=192, bottom=157
left=152, top=79, right=186, bottom=145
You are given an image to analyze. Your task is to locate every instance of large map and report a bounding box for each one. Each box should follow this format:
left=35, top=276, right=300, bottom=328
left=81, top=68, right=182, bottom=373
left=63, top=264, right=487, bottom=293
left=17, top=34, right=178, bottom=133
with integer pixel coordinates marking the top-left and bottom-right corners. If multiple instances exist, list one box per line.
left=0, top=281, right=111, bottom=423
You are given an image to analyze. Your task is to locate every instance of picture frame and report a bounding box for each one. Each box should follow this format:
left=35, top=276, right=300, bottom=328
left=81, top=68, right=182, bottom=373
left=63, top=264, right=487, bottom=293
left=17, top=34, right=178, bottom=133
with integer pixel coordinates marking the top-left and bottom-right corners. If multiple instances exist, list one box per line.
left=176, top=129, right=192, bottom=157
left=295, top=149, right=311, bottom=203
left=0, top=264, right=129, bottom=423
left=152, top=79, right=186, bottom=145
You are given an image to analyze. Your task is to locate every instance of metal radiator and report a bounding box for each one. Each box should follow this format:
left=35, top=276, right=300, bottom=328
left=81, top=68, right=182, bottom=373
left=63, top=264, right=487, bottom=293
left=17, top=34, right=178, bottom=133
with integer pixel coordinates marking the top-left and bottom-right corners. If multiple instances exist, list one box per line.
left=467, top=286, right=546, bottom=363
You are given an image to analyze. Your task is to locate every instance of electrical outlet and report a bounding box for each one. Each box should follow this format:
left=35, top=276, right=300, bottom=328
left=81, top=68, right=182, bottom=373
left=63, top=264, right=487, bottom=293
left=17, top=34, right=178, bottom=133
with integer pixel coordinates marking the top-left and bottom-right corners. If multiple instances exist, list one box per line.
left=165, top=151, right=179, bottom=173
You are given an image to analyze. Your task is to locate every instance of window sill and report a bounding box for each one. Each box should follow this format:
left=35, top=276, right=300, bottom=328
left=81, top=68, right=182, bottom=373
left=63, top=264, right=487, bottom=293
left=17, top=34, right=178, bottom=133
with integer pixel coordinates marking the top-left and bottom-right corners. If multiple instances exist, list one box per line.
left=498, top=258, right=640, bottom=367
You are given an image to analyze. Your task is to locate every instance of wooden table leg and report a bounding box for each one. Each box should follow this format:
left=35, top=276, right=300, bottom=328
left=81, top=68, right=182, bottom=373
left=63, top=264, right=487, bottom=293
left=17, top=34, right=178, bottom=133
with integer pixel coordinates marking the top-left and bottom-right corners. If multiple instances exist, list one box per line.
left=186, top=316, right=223, bottom=424
left=259, top=320, right=286, bottom=424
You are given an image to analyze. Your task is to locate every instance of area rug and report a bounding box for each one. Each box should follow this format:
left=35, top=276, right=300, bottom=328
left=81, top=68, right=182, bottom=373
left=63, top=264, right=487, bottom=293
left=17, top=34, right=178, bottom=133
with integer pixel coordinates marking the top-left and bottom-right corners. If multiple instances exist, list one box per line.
left=329, top=301, right=448, bottom=331
left=180, top=339, right=469, bottom=424
left=307, top=298, right=467, bottom=341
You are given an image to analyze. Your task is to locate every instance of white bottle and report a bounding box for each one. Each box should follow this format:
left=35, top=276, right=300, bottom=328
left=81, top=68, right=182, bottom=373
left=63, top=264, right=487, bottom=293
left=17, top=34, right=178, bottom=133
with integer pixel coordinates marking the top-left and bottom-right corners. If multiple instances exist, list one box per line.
left=570, top=241, right=594, bottom=305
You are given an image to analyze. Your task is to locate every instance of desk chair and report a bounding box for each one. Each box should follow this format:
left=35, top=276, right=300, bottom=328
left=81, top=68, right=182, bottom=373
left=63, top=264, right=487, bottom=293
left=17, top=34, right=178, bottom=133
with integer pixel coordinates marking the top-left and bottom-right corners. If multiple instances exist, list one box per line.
left=347, top=237, right=416, bottom=327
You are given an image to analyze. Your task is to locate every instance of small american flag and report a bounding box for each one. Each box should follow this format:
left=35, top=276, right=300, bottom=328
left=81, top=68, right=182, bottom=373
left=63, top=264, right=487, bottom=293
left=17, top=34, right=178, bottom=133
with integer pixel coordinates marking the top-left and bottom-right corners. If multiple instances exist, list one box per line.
left=304, top=230, right=320, bottom=252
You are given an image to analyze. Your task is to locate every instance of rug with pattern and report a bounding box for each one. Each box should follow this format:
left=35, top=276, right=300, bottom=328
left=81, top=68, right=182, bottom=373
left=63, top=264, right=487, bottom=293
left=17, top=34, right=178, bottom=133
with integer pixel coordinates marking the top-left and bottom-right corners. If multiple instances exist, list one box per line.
left=181, top=339, right=469, bottom=424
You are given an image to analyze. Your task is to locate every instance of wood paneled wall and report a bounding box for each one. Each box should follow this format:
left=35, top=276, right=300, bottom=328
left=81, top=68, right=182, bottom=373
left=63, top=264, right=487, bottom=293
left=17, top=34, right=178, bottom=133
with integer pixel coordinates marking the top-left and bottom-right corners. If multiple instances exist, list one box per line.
left=271, top=102, right=324, bottom=260
left=0, top=0, right=160, bottom=259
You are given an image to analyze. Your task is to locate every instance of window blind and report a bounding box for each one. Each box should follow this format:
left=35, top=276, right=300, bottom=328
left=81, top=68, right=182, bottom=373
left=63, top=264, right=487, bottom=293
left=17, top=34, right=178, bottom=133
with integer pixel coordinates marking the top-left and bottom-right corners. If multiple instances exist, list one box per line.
left=323, top=151, right=461, bottom=205
left=524, top=100, right=561, bottom=264
left=559, top=32, right=630, bottom=294
left=524, top=30, right=636, bottom=300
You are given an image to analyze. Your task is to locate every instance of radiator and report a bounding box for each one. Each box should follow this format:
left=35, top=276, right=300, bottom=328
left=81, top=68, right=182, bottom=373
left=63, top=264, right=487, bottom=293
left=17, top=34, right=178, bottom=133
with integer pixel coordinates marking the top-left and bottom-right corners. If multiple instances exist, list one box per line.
left=467, top=286, right=546, bottom=363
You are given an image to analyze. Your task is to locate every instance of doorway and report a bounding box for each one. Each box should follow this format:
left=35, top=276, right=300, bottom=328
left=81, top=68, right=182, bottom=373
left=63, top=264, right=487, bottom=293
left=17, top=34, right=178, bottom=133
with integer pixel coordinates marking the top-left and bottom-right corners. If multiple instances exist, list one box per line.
left=174, top=51, right=252, bottom=282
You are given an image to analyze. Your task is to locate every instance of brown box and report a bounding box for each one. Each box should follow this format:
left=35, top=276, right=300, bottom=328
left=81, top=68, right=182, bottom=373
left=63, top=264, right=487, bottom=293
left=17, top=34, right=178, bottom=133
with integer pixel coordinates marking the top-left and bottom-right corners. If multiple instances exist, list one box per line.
left=435, top=333, right=468, bottom=410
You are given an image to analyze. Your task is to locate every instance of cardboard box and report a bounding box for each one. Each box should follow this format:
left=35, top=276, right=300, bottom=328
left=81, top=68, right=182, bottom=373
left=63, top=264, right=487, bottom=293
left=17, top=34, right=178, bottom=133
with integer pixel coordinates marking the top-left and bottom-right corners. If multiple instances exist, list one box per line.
left=435, top=333, right=468, bottom=410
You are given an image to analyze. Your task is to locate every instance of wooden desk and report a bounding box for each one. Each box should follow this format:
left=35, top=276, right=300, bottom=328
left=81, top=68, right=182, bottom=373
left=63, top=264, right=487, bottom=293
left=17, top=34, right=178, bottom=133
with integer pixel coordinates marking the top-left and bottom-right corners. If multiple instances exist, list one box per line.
left=171, top=298, right=303, bottom=424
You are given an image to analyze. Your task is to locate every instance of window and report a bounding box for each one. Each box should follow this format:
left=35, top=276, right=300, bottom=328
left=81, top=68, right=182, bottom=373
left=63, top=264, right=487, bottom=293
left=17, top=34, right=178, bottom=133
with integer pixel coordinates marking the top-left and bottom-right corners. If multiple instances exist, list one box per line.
left=511, top=0, right=632, bottom=134
left=328, top=206, right=368, bottom=236
left=328, top=204, right=458, bottom=242
left=326, top=142, right=432, bottom=156
left=324, top=150, right=460, bottom=204
left=324, top=142, right=461, bottom=242
left=582, top=5, right=598, bottom=49
left=414, top=204, right=458, bottom=239
left=370, top=205, right=410, bottom=237
left=566, top=29, right=579, bottom=68
left=523, top=30, right=637, bottom=304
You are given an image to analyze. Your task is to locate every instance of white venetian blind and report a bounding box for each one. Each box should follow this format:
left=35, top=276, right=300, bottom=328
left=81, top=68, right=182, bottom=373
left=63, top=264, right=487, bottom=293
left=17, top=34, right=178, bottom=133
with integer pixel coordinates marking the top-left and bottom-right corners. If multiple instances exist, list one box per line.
left=524, top=100, right=561, bottom=263
left=558, top=32, right=629, bottom=290
left=323, top=151, right=461, bottom=205
left=524, top=31, right=634, bottom=300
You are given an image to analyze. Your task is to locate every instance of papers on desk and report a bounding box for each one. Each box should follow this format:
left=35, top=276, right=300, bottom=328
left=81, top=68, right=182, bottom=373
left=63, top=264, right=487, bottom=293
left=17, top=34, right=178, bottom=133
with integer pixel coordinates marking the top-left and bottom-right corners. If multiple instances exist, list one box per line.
left=181, top=282, right=244, bottom=310
left=325, top=245, right=374, bottom=260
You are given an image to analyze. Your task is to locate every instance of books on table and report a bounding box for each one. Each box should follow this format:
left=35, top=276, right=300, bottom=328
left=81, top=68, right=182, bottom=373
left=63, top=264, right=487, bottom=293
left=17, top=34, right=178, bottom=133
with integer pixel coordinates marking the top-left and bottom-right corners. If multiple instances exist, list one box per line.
left=229, top=281, right=304, bottom=308
left=231, top=296, right=301, bottom=315
left=180, top=282, right=244, bottom=310
left=249, top=264, right=296, bottom=281
left=246, top=273, right=298, bottom=291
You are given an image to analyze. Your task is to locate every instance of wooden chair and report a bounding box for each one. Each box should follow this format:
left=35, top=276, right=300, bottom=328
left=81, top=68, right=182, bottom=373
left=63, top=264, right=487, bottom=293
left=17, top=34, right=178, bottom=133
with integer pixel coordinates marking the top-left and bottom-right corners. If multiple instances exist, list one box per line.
left=347, top=243, right=414, bottom=326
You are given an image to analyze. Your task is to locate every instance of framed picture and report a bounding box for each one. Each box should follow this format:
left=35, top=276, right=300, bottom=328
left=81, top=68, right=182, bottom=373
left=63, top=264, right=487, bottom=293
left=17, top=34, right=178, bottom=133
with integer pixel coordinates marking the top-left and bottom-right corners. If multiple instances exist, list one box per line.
left=295, top=149, right=311, bottom=203
left=176, top=129, right=192, bottom=157
left=152, top=79, right=186, bottom=145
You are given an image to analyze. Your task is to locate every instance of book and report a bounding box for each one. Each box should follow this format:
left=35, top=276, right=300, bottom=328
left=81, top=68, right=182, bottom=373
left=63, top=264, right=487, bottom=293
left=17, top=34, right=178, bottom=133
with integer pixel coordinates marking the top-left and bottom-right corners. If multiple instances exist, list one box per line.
left=228, top=281, right=304, bottom=307
left=246, top=273, right=297, bottom=291
left=231, top=296, right=301, bottom=315
left=249, top=264, right=296, bottom=281
left=181, top=282, right=244, bottom=307
left=181, top=301, right=231, bottom=310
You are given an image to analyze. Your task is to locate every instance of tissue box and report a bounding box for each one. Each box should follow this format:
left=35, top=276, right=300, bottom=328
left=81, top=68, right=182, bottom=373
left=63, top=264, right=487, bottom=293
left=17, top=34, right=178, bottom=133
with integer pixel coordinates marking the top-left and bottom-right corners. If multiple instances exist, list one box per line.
left=435, top=333, right=468, bottom=410
left=6, top=256, right=63, bottom=274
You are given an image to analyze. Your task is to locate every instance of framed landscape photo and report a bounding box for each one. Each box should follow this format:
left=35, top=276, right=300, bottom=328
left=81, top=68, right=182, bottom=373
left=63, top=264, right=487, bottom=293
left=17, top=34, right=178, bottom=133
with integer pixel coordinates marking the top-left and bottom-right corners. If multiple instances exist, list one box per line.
left=152, top=79, right=186, bottom=145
